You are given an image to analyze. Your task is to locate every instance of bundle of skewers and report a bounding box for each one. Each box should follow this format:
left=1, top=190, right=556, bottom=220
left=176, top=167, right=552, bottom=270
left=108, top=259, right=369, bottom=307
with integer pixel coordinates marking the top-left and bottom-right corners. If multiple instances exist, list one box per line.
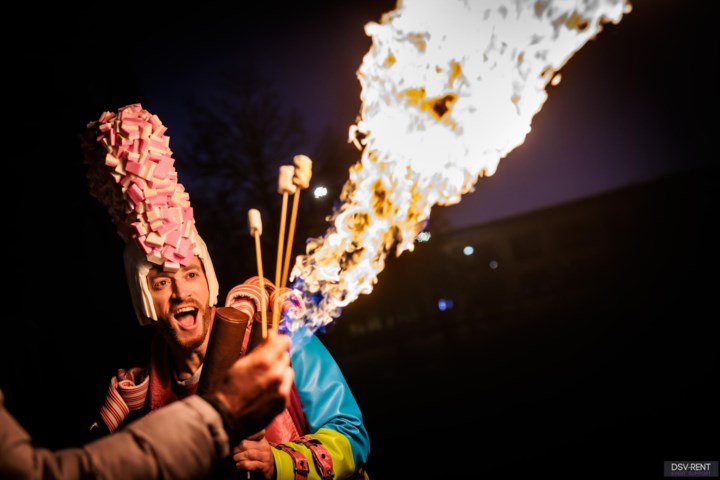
left=253, top=154, right=312, bottom=338
left=198, top=154, right=313, bottom=397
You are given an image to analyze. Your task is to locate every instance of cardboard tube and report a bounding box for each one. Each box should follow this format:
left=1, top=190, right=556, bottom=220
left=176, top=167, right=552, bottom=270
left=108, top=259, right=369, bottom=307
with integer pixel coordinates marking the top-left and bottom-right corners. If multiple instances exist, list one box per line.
left=197, top=307, right=252, bottom=394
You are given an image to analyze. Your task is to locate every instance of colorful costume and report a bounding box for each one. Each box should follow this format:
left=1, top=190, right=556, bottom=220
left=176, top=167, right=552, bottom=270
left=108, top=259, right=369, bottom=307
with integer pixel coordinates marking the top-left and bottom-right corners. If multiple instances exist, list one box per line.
left=274, top=333, right=369, bottom=479
left=82, top=104, right=370, bottom=479
left=91, top=277, right=370, bottom=479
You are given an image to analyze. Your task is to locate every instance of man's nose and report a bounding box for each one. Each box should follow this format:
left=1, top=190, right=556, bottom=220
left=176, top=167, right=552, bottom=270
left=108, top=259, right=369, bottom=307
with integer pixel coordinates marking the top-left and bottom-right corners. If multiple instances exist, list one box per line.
left=172, top=280, right=191, bottom=300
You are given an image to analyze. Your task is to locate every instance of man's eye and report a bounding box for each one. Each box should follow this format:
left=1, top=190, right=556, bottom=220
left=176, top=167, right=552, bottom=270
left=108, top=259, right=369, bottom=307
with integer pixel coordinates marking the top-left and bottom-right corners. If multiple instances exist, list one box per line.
left=154, top=279, right=168, bottom=288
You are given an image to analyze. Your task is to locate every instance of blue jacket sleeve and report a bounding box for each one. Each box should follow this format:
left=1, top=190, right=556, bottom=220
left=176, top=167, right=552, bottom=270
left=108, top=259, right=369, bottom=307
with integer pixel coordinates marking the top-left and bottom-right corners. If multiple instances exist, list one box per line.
left=279, top=333, right=370, bottom=477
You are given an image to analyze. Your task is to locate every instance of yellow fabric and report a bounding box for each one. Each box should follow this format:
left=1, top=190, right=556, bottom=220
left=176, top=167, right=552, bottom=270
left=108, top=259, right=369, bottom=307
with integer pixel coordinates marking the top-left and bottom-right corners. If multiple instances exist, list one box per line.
left=272, top=428, right=358, bottom=480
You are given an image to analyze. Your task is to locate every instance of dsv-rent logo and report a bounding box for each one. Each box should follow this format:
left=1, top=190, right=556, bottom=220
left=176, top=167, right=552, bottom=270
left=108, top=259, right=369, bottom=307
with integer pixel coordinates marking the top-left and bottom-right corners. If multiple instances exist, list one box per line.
left=664, top=461, right=718, bottom=477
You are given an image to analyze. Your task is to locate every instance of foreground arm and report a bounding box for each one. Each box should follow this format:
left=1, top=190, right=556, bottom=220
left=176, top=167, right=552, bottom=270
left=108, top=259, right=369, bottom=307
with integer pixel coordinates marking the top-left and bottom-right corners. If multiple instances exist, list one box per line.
left=1, top=393, right=229, bottom=480
left=0, top=332, right=293, bottom=480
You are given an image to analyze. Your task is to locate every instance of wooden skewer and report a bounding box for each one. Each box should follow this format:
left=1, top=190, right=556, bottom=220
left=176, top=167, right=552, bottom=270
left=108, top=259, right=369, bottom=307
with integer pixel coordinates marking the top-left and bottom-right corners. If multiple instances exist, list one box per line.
left=281, top=155, right=313, bottom=289
left=248, top=209, right=267, bottom=339
left=255, top=232, right=268, bottom=340
left=273, top=191, right=289, bottom=332
left=274, top=165, right=296, bottom=331
left=280, top=190, right=301, bottom=289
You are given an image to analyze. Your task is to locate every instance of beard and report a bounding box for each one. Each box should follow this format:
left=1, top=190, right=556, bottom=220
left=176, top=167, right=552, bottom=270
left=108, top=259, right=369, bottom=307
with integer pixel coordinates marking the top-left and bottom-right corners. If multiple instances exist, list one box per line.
left=161, top=305, right=212, bottom=353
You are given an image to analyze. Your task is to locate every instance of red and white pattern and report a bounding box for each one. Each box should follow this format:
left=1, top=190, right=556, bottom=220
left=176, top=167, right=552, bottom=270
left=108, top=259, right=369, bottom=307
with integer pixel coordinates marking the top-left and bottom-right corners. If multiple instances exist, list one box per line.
left=225, top=276, right=305, bottom=325
left=99, top=367, right=149, bottom=433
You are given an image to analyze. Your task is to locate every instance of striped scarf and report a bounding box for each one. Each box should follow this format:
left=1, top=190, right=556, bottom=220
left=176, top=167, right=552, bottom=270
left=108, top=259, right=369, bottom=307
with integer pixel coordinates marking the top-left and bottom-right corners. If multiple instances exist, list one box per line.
left=96, top=277, right=307, bottom=437
left=98, top=331, right=200, bottom=433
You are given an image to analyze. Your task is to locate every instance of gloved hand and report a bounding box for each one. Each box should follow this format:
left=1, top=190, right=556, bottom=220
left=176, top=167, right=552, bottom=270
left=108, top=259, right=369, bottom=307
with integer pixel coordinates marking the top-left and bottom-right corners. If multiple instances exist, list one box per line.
left=225, top=276, right=273, bottom=322
left=226, top=277, right=305, bottom=328
left=269, top=287, right=305, bottom=325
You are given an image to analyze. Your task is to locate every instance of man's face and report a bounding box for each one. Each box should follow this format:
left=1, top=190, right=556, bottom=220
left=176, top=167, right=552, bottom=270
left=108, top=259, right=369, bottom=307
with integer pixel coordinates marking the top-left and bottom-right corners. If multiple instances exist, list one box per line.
left=146, top=255, right=212, bottom=353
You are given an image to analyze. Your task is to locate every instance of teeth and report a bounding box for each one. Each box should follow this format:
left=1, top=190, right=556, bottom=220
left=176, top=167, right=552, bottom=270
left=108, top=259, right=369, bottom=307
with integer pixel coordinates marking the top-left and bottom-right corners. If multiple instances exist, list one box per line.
left=175, top=307, right=195, bottom=315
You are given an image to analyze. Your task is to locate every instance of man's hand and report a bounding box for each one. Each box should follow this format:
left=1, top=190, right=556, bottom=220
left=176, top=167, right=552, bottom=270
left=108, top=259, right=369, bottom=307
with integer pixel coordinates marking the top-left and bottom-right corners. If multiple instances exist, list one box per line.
left=214, top=331, right=293, bottom=440
left=234, top=431, right=275, bottom=479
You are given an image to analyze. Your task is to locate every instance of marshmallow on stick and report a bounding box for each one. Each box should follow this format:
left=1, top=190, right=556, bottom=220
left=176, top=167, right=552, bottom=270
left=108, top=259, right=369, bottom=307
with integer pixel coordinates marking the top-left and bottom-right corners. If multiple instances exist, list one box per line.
left=248, top=208, right=263, bottom=236
left=292, top=154, right=312, bottom=189
left=273, top=166, right=296, bottom=331
left=248, top=208, right=268, bottom=338
left=278, top=165, right=297, bottom=194
left=281, top=155, right=313, bottom=289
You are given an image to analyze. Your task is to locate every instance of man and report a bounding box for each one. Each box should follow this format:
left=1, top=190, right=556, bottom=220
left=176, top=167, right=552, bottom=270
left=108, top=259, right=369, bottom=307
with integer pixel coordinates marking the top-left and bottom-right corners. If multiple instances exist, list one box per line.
left=0, top=331, right=293, bottom=480
left=83, top=104, right=370, bottom=479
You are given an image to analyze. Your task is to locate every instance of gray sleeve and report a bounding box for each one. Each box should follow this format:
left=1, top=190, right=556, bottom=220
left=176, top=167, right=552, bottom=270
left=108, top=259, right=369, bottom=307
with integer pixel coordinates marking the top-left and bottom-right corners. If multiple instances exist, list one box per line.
left=0, top=391, right=230, bottom=480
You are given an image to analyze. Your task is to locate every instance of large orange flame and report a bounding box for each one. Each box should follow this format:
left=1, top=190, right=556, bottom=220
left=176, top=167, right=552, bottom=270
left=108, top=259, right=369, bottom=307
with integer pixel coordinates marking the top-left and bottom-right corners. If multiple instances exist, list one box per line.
left=289, top=0, right=630, bottom=334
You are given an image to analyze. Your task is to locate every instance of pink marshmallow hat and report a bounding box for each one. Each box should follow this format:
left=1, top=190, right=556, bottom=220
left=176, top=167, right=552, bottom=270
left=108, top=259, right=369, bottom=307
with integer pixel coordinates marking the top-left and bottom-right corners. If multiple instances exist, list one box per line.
left=81, top=103, right=219, bottom=325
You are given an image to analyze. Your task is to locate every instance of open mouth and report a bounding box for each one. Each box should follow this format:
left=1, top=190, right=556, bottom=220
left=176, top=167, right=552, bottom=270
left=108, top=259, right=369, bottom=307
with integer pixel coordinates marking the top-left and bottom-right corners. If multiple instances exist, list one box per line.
left=173, top=306, right=199, bottom=330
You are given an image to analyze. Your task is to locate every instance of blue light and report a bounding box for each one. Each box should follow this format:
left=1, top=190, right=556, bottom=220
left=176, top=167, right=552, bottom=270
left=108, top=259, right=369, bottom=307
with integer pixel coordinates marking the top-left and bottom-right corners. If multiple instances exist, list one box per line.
left=438, top=298, right=454, bottom=311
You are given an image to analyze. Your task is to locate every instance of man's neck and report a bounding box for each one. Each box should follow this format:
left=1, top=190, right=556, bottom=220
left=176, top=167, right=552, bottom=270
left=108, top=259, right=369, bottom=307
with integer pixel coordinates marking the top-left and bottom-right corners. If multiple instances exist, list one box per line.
left=173, top=350, right=205, bottom=381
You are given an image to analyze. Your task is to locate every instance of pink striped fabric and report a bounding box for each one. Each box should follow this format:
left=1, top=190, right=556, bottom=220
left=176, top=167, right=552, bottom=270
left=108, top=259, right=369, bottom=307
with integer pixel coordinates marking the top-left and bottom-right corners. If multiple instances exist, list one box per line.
left=226, top=277, right=268, bottom=321
left=99, top=367, right=149, bottom=433
left=225, top=276, right=305, bottom=325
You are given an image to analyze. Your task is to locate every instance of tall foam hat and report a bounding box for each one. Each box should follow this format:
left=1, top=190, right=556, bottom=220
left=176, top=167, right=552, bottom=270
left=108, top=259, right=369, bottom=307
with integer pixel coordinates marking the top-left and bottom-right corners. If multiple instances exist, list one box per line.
left=81, top=103, right=219, bottom=325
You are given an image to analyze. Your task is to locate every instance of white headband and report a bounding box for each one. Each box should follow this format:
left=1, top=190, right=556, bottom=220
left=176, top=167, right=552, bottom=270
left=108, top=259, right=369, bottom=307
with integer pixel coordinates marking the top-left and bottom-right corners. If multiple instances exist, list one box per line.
left=124, top=234, right=219, bottom=325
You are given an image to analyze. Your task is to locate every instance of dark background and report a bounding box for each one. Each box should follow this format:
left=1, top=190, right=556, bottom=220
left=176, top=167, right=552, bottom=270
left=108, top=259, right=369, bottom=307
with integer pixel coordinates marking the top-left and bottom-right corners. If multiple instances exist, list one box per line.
left=3, top=1, right=717, bottom=478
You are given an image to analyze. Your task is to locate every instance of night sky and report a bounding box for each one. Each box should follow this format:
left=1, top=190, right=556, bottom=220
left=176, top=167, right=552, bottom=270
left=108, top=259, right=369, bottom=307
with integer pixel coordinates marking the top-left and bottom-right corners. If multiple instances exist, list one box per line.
left=130, top=0, right=712, bottom=230
left=4, top=1, right=717, bottom=478
left=12, top=0, right=712, bottom=229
